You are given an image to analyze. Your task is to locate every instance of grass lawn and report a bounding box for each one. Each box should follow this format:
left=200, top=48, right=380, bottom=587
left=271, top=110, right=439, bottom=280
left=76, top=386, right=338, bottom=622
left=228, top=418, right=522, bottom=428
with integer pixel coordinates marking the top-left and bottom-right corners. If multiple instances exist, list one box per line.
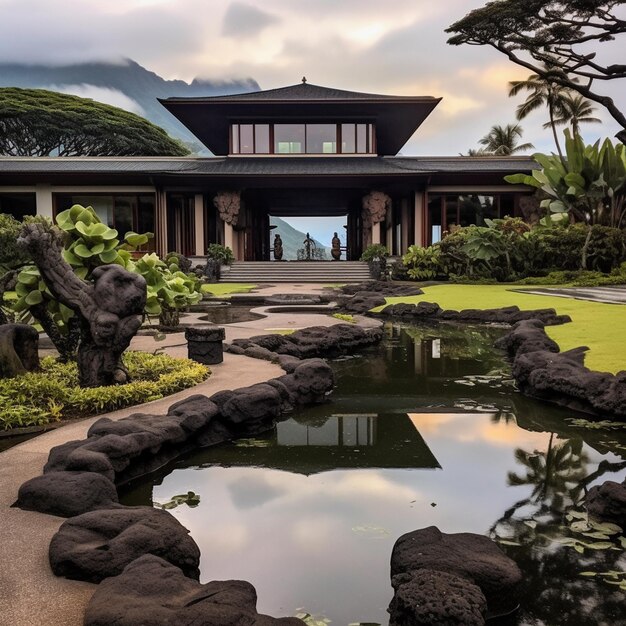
left=200, top=283, right=257, bottom=296
left=378, top=284, right=626, bottom=375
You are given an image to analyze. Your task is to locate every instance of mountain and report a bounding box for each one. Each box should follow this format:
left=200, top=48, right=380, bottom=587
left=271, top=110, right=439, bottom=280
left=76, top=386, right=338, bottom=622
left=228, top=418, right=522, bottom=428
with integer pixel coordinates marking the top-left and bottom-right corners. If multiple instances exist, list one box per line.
left=0, top=59, right=259, bottom=150
left=270, top=217, right=330, bottom=261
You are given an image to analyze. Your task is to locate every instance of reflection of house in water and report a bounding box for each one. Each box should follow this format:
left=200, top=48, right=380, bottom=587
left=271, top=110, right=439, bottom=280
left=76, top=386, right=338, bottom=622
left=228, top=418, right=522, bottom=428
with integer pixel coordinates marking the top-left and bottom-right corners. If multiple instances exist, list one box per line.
left=277, top=414, right=376, bottom=447
left=203, top=414, right=441, bottom=475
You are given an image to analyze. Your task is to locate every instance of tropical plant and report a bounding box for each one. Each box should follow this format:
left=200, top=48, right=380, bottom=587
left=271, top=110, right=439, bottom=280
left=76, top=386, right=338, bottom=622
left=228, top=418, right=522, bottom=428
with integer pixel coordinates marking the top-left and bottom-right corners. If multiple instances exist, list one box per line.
left=205, top=244, right=234, bottom=265
left=447, top=0, right=626, bottom=144
left=12, top=205, right=201, bottom=357
left=360, top=244, right=389, bottom=262
left=509, top=72, right=572, bottom=158
left=477, top=123, right=534, bottom=156
left=553, top=94, right=602, bottom=136
left=505, top=131, right=626, bottom=228
left=402, top=245, right=442, bottom=280
left=134, top=253, right=202, bottom=327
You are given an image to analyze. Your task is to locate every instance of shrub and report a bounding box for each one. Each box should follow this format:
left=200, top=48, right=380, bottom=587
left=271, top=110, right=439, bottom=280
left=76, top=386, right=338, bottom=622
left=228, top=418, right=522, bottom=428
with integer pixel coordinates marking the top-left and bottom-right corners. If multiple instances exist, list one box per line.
left=0, top=352, right=209, bottom=430
left=402, top=245, right=443, bottom=280
left=206, top=244, right=234, bottom=265
left=360, top=244, right=389, bottom=262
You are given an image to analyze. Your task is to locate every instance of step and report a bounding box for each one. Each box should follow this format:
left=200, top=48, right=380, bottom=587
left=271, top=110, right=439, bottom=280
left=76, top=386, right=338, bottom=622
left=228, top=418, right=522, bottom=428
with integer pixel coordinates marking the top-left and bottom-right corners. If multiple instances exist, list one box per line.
left=221, top=261, right=372, bottom=283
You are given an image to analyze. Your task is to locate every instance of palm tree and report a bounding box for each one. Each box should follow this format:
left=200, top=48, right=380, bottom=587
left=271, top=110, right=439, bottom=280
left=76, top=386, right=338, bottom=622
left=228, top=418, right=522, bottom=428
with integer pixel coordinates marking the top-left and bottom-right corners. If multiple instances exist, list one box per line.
left=477, top=123, right=534, bottom=156
left=508, top=73, right=570, bottom=159
left=552, top=94, right=602, bottom=136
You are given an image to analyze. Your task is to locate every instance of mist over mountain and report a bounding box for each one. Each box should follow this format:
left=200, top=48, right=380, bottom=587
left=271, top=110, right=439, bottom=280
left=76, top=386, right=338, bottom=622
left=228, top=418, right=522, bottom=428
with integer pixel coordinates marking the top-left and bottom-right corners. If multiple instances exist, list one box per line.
left=0, top=59, right=259, bottom=150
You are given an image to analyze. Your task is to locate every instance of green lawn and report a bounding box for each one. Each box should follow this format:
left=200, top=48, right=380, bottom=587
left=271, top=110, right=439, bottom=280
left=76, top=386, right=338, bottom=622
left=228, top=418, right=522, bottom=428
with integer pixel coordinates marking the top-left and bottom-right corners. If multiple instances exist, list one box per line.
left=378, top=284, right=626, bottom=375
left=200, top=283, right=257, bottom=296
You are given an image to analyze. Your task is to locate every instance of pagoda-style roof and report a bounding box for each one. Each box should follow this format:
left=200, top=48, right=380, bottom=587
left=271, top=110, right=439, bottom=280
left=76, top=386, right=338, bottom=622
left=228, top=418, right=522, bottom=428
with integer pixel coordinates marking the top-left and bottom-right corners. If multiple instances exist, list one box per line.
left=159, top=81, right=441, bottom=156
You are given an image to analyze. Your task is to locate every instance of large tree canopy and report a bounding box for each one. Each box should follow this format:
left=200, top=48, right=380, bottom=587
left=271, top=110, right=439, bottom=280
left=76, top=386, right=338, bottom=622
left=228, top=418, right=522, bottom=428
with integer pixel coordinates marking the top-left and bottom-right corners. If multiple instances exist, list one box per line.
left=0, top=88, right=189, bottom=156
left=446, top=1, right=626, bottom=143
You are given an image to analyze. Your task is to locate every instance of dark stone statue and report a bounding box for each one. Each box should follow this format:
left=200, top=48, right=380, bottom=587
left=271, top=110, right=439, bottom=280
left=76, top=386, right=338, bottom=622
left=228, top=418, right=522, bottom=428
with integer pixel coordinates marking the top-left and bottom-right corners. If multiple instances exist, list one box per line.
left=273, top=234, right=283, bottom=261
left=0, top=323, right=39, bottom=378
left=17, top=223, right=146, bottom=387
left=331, top=232, right=341, bottom=260
left=303, top=232, right=315, bottom=260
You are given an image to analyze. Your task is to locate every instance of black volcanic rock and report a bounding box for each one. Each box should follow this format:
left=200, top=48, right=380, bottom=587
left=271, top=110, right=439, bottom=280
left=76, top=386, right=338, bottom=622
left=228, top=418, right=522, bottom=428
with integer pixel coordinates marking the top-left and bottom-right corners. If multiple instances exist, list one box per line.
left=84, top=554, right=305, bottom=626
left=390, top=526, right=522, bottom=619
left=389, top=568, right=487, bottom=626
left=49, top=506, right=200, bottom=583
left=16, top=471, right=118, bottom=517
left=586, top=479, right=626, bottom=528
left=495, top=319, right=560, bottom=356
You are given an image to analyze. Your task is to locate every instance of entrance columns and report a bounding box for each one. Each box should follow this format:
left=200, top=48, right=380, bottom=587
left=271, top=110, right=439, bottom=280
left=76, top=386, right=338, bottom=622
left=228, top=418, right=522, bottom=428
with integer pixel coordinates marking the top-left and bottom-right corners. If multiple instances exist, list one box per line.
left=371, top=222, right=381, bottom=245
left=214, top=190, right=241, bottom=259
left=224, top=223, right=234, bottom=253
left=194, top=194, right=204, bottom=256
left=362, top=190, right=391, bottom=250
left=35, top=184, right=53, bottom=219
left=155, top=189, right=168, bottom=257
left=414, top=190, right=425, bottom=248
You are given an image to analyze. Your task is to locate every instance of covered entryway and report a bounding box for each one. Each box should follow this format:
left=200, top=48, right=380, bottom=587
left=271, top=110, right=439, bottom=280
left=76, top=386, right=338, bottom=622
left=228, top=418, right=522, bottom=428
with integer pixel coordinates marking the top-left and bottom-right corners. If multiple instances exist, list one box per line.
left=239, top=188, right=365, bottom=262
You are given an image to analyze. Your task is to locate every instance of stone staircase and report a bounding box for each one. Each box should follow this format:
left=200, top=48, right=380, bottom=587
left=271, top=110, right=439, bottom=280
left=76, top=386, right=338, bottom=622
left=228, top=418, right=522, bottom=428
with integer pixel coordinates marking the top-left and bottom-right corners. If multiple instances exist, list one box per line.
left=221, top=261, right=372, bottom=283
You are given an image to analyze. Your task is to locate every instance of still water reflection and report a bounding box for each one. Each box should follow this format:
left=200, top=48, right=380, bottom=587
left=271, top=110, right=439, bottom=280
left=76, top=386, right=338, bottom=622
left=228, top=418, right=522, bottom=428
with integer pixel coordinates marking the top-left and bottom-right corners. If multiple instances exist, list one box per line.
left=121, top=323, right=626, bottom=626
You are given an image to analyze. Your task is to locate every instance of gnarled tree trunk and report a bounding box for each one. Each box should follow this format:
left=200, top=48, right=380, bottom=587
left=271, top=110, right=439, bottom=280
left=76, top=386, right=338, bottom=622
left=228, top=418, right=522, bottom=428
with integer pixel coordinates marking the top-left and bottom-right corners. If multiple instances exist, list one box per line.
left=17, top=223, right=147, bottom=387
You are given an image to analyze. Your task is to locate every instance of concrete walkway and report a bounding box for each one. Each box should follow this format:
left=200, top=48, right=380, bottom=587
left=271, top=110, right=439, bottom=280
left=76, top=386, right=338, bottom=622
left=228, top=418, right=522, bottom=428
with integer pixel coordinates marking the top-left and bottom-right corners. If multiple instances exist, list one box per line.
left=0, top=296, right=375, bottom=626
left=516, top=285, right=626, bottom=304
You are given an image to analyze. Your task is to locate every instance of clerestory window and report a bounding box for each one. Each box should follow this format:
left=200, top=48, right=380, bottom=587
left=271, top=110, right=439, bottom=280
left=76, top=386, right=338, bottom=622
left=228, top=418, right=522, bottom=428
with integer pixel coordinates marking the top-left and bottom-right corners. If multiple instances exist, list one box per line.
left=230, top=122, right=375, bottom=155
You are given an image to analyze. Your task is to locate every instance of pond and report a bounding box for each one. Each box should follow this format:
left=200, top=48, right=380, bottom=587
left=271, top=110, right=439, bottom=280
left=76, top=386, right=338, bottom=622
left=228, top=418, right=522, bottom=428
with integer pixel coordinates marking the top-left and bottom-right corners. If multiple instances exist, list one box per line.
left=120, top=322, right=626, bottom=626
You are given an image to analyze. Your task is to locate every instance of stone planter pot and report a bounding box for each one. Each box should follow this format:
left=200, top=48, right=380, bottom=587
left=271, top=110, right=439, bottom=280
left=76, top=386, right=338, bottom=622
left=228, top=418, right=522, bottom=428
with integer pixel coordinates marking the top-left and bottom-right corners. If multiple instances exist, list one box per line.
left=185, top=326, right=226, bottom=365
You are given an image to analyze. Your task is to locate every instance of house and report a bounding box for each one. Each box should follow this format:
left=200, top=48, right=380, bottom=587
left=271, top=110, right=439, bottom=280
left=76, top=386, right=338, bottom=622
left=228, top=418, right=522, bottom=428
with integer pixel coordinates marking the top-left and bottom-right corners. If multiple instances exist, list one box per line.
left=0, top=80, right=536, bottom=261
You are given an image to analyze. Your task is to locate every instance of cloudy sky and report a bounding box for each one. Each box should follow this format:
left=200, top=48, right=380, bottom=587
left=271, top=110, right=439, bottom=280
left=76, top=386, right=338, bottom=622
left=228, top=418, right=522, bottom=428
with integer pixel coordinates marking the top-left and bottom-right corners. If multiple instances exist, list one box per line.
left=1, top=0, right=624, bottom=155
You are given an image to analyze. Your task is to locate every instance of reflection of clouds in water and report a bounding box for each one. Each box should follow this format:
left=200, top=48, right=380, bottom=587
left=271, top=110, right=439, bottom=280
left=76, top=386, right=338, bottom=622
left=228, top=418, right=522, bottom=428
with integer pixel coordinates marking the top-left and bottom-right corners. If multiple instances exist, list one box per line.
left=195, top=522, right=250, bottom=553
left=291, top=516, right=342, bottom=552
left=409, top=412, right=552, bottom=450
left=228, top=474, right=286, bottom=509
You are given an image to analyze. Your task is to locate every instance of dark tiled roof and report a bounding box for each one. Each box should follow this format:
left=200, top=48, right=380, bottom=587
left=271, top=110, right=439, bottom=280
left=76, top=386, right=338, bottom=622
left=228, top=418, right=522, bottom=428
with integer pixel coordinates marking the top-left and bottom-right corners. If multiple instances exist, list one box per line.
left=160, top=82, right=437, bottom=103
left=0, top=156, right=537, bottom=177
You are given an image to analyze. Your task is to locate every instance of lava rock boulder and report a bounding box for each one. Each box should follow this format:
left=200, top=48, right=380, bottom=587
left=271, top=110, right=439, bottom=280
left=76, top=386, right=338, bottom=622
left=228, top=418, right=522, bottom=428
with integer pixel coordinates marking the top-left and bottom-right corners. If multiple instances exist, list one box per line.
left=49, top=506, right=201, bottom=583
left=84, top=554, right=305, bottom=626
left=390, top=526, right=522, bottom=619
left=389, top=568, right=487, bottom=626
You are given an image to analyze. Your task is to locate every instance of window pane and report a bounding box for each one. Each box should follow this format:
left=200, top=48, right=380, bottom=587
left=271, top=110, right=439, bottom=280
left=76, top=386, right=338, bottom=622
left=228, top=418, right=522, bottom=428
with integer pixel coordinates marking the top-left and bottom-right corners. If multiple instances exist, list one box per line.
left=114, top=196, right=136, bottom=239
left=500, top=194, right=514, bottom=217
left=70, top=196, right=114, bottom=227
left=274, top=124, right=305, bottom=154
left=240, top=124, right=254, bottom=153
left=254, top=124, right=270, bottom=154
left=341, top=124, right=356, bottom=153
left=231, top=125, right=239, bottom=154
left=306, top=124, right=337, bottom=154
left=445, top=197, right=459, bottom=233
left=356, top=124, right=367, bottom=153
left=428, top=195, right=442, bottom=244
left=138, top=195, right=156, bottom=250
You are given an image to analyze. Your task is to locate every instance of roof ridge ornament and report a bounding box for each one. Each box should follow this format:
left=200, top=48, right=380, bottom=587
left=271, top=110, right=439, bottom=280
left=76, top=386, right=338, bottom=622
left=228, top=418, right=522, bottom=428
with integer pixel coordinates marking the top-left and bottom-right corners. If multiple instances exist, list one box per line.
left=301, top=76, right=307, bottom=84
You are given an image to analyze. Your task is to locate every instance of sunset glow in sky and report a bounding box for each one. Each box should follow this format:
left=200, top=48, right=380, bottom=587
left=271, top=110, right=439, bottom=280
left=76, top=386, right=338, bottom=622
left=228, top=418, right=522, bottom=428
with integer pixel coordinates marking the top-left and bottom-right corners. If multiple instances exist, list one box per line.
left=1, top=0, right=624, bottom=155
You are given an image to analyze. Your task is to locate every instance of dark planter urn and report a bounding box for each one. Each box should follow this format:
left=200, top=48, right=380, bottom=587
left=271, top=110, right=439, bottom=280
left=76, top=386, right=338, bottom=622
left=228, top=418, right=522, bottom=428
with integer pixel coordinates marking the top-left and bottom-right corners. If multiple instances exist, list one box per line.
left=185, top=326, right=226, bottom=365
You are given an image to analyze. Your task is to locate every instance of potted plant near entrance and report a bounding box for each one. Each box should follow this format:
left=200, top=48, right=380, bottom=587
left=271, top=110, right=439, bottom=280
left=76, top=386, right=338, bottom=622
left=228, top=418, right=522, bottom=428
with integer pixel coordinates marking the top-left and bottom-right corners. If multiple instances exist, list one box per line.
left=205, top=244, right=234, bottom=281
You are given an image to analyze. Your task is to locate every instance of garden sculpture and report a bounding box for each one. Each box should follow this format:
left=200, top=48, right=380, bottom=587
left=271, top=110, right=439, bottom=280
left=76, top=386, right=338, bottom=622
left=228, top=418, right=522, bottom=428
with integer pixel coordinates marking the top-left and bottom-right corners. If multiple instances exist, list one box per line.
left=18, top=222, right=146, bottom=387
left=273, top=234, right=283, bottom=261
left=331, top=232, right=341, bottom=260
left=303, top=232, right=316, bottom=260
